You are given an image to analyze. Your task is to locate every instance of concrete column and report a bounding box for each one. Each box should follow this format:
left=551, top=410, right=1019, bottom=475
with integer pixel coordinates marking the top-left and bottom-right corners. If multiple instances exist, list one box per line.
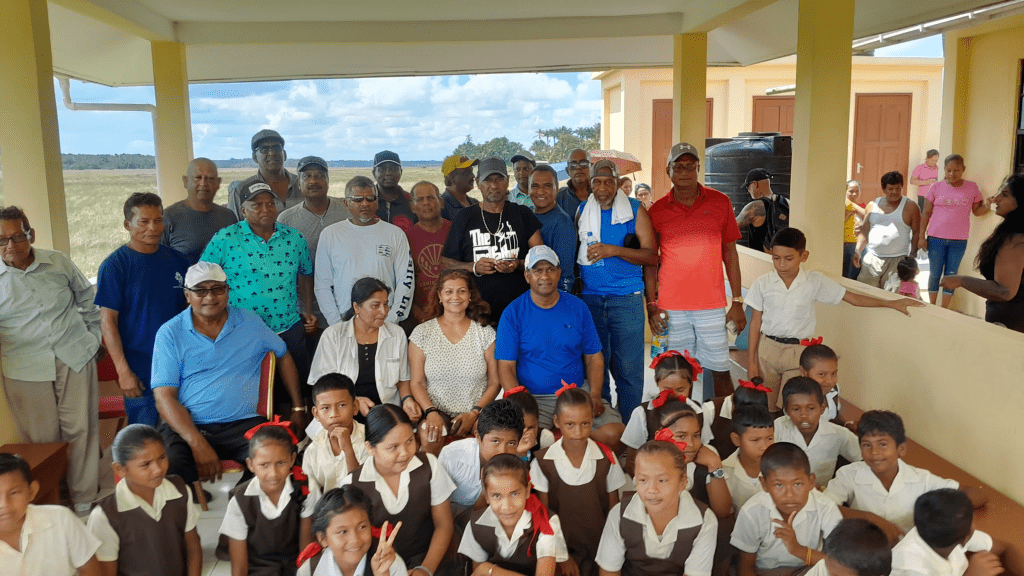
left=672, top=33, right=708, bottom=194
left=789, top=0, right=855, bottom=275
left=939, top=34, right=971, bottom=156
left=0, top=0, right=70, bottom=254
left=151, top=41, right=193, bottom=203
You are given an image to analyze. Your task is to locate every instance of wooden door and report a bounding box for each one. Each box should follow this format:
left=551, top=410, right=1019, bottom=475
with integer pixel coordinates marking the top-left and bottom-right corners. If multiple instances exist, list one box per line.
left=752, top=96, right=795, bottom=135
left=851, top=94, right=912, bottom=203
left=652, top=98, right=712, bottom=196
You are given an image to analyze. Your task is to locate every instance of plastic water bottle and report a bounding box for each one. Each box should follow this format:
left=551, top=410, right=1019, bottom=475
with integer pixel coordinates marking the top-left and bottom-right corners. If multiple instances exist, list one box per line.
left=650, top=311, right=668, bottom=359
left=585, top=232, right=604, bottom=267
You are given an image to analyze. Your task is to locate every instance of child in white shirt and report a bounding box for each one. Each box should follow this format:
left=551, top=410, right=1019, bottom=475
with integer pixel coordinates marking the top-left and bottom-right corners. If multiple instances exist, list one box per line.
left=774, top=377, right=861, bottom=487
left=302, top=374, right=369, bottom=515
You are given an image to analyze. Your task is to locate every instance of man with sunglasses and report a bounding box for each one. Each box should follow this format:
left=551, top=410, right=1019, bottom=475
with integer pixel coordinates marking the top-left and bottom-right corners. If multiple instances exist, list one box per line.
left=315, top=175, right=415, bottom=326
left=227, top=129, right=303, bottom=219
left=152, top=262, right=305, bottom=486
left=556, top=148, right=594, bottom=220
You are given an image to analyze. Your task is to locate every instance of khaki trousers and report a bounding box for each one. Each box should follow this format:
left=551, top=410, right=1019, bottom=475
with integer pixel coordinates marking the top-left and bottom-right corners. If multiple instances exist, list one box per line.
left=757, top=334, right=804, bottom=410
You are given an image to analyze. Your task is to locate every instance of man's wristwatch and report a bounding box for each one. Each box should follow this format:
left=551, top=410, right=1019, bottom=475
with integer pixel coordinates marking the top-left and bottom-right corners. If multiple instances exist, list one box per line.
left=731, top=296, right=744, bottom=305
left=709, top=467, right=726, bottom=479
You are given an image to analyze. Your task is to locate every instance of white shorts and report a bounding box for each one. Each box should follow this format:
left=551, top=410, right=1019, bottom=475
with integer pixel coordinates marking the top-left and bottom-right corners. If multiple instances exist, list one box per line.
left=666, top=308, right=730, bottom=376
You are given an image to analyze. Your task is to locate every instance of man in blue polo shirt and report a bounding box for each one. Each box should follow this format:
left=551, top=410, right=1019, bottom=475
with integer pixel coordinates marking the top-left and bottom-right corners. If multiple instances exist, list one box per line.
left=152, top=262, right=305, bottom=484
left=495, top=245, right=624, bottom=449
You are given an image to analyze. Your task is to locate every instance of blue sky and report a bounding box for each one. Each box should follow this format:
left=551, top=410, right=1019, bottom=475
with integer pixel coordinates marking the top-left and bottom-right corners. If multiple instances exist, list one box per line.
left=52, top=35, right=942, bottom=161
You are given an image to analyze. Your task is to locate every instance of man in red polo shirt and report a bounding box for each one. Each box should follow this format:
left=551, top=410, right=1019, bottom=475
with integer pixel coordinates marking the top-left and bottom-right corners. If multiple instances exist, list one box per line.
left=645, top=142, right=747, bottom=400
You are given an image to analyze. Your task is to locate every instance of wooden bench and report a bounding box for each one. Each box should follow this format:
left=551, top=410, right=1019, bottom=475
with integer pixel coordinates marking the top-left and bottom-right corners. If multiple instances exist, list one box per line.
left=0, top=442, right=69, bottom=504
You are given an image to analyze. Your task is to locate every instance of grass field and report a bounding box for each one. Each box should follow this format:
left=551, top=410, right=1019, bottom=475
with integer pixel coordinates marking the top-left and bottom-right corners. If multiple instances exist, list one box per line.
left=0, top=166, right=465, bottom=278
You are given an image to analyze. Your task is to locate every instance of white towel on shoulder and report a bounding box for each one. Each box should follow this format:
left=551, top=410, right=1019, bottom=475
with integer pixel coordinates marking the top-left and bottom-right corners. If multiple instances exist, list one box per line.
left=577, top=191, right=635, bottom=266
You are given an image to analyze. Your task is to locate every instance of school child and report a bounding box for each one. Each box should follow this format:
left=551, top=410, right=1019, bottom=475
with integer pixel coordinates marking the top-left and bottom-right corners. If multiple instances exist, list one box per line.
left=458, top=454, right=569, bottom=576
left=824, top=411, right=988, bottom=535
left=438, top=399, right=524, bottom=522
left=303, top=374, right=369, bottom=511
left=720, top=405, right=774, bottom=512
left=746, top=227, right=921, bottom=407
left=594, top=439, right=718, bottom=576
left=656, top=401, right=733, bottom=519
left=530, top=387, right=626, bottom=576
left=621, top=350, right=704, bottom=458
left=220, top=421, right=307, bottom=576
left=503, top=387, right=554, bottom=462
left=340, top=404, right=455, bottom=576
left=797, top=345, right=851, bottom=427
left=701, top=380, right=772, bottom=459
left=804, top=518, right=892, bottom=576
left=774, top=377, right=861, bottom=487
left=891, top=489, right=1005, bottom=576
left=87, top=424, right=201, bottom=576
left=0, top=453, right=101, bottom=576
left=731, top=443, right=843, bottom=576
left=297, top=485, right=408, bottom=576
left=896, top=257, right=922, bottom=300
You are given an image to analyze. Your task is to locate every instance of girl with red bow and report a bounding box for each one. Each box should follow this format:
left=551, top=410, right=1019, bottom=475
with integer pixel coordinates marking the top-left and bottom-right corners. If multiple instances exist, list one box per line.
left=656, top=407, right=733, bottom=520
left=702, top=379, right=773, bottom=460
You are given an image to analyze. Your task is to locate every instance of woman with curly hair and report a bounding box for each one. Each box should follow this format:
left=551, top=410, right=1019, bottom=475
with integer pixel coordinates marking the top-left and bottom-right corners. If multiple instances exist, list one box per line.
left=408, top=269, right=500, bottom=453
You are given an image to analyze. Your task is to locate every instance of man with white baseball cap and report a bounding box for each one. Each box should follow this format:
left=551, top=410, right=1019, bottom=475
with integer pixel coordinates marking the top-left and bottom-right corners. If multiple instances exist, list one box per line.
left=151, top=261, right=305, bottom=486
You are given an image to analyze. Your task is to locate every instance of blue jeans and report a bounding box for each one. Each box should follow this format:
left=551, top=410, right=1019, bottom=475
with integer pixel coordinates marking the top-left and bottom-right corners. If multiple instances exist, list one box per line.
left=927, top=237, right=968, bottom=294
left=581, top=293, right=645, bottom=418
left=278, top=319, right=311, bottom=404
left=842, top=242, right=858, bottom=280
left=123, top=387, right=159, bottom=427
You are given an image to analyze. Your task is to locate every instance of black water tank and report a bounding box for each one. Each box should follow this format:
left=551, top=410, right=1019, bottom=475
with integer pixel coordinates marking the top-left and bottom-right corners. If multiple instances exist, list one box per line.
left=704, top=132, right=793, bottom=247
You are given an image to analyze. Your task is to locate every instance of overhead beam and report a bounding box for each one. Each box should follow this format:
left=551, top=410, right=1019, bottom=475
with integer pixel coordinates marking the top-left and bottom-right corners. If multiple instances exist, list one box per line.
left=683, top=0, right=782, bottom=33
left=49, top=0, right=175, bottom=42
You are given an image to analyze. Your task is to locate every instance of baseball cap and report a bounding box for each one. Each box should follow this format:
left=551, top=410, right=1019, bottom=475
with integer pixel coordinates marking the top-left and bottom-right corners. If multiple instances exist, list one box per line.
left=185, top=261, right=227, bottom=289
left=297, top=155, right=329, bottom=173
left=740, top=168, right=771, bottom=190
left=510, top=151, right=536, bottom=166
left=251, top=129, right=284, bottom=151
left=373, top=150, right=402, bottom=168
left=525, top=245, right=560, bottom=269
left=667, top=142, right=700, bottom=166
left=590, top=159, right=620, bottom=180
left=477, top=156, right=508, bottom=181
left=238, top=181, right=276, bottom=204
left=442, top=155, right=479, bottom=177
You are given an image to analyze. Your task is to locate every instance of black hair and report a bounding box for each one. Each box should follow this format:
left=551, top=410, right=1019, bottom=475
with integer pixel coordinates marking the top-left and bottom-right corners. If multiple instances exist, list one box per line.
left=528, top=164, right=559, bottom=189
left=976, top=174, right=1024, bottom=275
left=0, top=453, right=33, bottom=485
left=781, top=376, right=826, bottom=408
left=476, top=398, right=524, bottom=441
left=880, top=171, right=904, bottom=189
left=312, top=485, right=374, bottom=537
left=0, top=206, right=32, bottom=234
left=365, top=404, right=413, bottom=447
left=554, top=387, right=592, bottom=417
left=636, top=439, right=688, bottom=474
left=857, top=410, right=906, bottom=445
left=944, top=153, right=965, bottom=167
left=660, top=401, right=700, bottom=430
left=311, top=373, right=356, bottom=405
left=248, top=424, right=297, bottom=457
left=733, top=384, right=770, bottom=410
left=345, top=175, right=376, bottom=196
left=732, top=405, right=774, bottom=436
left=504, top=389, right=539, bottom=419
left=896, top=257, right=918, bottom=284
left=342, top=277, right=391, bottom=321
left=799, top=344, right=838, bottom=370
left=770, top=227, right=806, bottom=252
left=481, top=453, right=529, bottom=490
left=760, top=442, right=811, bottom=477
left=823, top=519, right=892, bottom=576
left=111, top=424, right=165, bottom=465
left=653, top=354, right=694, bottom=385
left=926, top=149, right=940, bottom=159
left=123, top=192, right=163, bottom=223
left=915, top=488, right=974, bottom=548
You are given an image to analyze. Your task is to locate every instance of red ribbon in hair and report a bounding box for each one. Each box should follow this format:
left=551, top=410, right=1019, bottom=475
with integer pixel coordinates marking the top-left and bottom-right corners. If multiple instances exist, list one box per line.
left=649, top=350, right=703, bottom=378
left=738, top=379, right=773, bottom=393
left=555, top=380, right=576, bottom=397
left=370, top=523, right=396, bottom=539
left=523, top=494, right=555, bottom=556
left=649, top=349, right=681, bottom=369
left=244, top=415, right=298, bottom=445
left=653, top=427, right=688, bottom=453
left=800, top=337, right=823, bottom=346
left=649, top=388, right=687, bottom=409
left=296, top=542, right=322, bottom=567
left=503, top=386, right=527, bottom=398
left=595, top=441, right=617, bottom=465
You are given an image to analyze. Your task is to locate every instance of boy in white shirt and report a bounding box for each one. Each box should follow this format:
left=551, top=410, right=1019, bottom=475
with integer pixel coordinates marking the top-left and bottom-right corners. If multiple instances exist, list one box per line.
left=302, top=373, right=369, bottom=515
left=774, top=377, right=861, bottom=487
left=722, top=405, right=774, bottom=512
left=804, top=518, right=892, bottom=576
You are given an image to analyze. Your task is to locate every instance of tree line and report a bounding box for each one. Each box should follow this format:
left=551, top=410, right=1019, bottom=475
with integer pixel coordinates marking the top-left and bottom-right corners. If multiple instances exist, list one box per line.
left=451, top=124, right=601, bottom=163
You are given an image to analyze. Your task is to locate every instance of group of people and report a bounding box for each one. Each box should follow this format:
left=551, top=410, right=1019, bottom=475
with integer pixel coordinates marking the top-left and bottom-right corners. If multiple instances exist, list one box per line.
left=0, top=129, right=1019, bottom=576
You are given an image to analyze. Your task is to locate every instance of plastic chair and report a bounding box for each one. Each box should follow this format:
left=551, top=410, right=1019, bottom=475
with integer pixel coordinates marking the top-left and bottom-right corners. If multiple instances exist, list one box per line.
left=96, top=350, right=127, bottom=436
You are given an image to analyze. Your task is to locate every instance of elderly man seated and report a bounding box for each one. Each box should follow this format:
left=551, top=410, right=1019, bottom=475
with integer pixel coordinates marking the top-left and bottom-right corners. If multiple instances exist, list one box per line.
left=152, top=262, right=305, bottom=487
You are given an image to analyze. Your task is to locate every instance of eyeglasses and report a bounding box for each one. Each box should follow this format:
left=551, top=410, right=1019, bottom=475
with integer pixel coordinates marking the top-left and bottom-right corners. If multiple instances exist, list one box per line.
left=0, top=234, right=30, bottom=246
left=347, top=195, right=378, bottom=203
left=567, top=161, right=591, bottom=170
left=257, top=145, right=283, bottom=155
left=186, top=284, right=228, bottom=298
left=671, top=163, right=700, bottom=173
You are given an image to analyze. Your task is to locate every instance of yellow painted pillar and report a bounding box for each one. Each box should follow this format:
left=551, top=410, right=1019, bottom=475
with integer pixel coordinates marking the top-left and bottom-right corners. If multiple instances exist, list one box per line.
left=789, top=0, right=855, bottom=276
left=151, top=41, right=193, bottom=203
left=939, top=34, right=971, bottom=156
left=671, top=33, right=708, bottom=198
left=0, top=0, right=71, bottom=254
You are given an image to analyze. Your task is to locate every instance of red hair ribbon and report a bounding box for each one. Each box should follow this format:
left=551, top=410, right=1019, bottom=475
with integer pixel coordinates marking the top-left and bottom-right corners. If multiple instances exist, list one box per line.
left=739, top=379, right=773, bottom=393
left=296, top=542, right=322, bottom=567
left=370, top=523, right=396, bottom=539
left=555, top=380, right=576, bottom=397
left=800, top=337, right=823, bottom=346
left=503, top=386, right=527, bottom=398
left=595, top=441, right=617, bottom=465
left=683, top=350, right=703, bottom=377
left=244, top=415, right=298, bottom=445
left=649, top=349, right=682, bottom=369
left=649, top=388, right=687, bottom=409
left=649, top=349, right=703, bottom=378
left=524, top=493, right=555, bottom=556
left=654, top=427, right=688, bottom=453
left=291, top=466, right=309, bottom=496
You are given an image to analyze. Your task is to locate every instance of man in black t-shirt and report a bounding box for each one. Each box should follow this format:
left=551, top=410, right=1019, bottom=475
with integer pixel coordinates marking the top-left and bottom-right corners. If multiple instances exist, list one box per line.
left=372, top=150, right=418, bottom=230
left=442, top=156, right=543, bottom=323
left=735, top=167, right=789, bottom=251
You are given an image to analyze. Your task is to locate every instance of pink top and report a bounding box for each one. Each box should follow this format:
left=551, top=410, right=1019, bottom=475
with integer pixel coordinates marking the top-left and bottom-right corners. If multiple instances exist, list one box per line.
left=924, top=180, right=983, bottom=240
left=912, top=163, right=939, bottom=198
left=899, top=280, right=920, bottom=299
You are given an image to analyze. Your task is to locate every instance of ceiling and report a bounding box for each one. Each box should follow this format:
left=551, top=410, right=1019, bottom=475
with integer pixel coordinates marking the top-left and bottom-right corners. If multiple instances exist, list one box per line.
left=45, top=0, right=997, bottom=86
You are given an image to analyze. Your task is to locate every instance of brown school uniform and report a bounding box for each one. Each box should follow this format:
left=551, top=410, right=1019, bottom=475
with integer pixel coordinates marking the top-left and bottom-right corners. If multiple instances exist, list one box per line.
left=302, top=544, right=379, bottom=576
left=706, top=396, right=736, bottom=458
left=467, top=509, right=539, bottom=575
left=96, top=475, right=190, bottom=576
left=230, top=478, right=303, bottom=576
left=618, top=492, right=709, bottom=576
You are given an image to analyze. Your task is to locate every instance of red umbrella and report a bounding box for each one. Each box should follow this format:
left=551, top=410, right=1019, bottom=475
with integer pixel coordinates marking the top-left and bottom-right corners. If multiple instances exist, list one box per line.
left=589, top=149, right=641, bottom=175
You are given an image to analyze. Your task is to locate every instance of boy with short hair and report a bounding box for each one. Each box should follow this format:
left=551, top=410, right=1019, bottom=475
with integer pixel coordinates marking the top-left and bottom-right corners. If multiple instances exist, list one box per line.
left=0, top=453, right=102, bottom=576
left=774, top=377, right=861, bottom=487
left=824, top=411, right=988, bottom=537
left=722, top=404, right=775, bottom=512
left=301, top=373, right=369, bottom=512
left=731, top=442, right=843, bottom=576
left=891, top=489, right=1004, bottom=576
left=746, top=227, right=921, bottom=407
left=805, top=518, right=892, bottom=576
